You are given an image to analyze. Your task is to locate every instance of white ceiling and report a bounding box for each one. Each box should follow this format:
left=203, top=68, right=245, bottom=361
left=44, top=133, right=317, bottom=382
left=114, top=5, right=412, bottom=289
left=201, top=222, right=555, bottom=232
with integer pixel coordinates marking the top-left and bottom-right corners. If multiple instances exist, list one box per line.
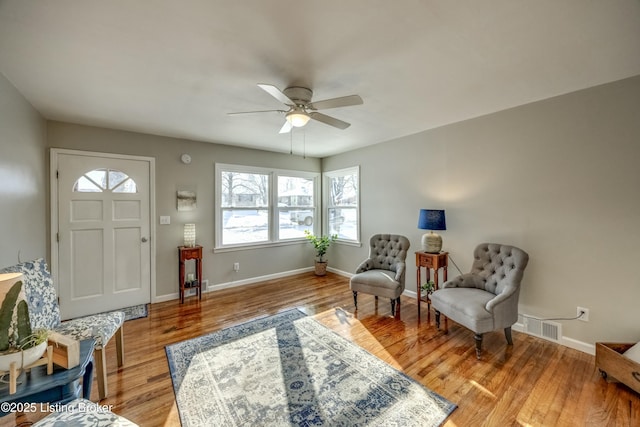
left=1, top=1, right=639, bottom=158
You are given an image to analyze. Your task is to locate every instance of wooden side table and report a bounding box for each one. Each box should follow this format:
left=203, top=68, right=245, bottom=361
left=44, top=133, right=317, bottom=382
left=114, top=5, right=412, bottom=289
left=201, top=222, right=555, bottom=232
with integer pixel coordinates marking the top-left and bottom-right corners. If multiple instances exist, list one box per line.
left=178, top=245, right=203, bottom=303
left=0, top=339, right=95, bottom=412
left=415, top=251, right=448, bottom=319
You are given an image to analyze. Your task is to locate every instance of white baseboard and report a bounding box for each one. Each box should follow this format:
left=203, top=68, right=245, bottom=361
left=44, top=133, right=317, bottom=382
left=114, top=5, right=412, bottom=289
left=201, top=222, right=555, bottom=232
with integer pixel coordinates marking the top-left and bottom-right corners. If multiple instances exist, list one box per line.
left=402, top=292, right=596, bottom=356
left=155, top=271, right=596, bottom=355
left=326, top=267, right=353, bottom=278
left=154, top=267, right=314, bottom=302
left=512, top=322, right=595, bottom=355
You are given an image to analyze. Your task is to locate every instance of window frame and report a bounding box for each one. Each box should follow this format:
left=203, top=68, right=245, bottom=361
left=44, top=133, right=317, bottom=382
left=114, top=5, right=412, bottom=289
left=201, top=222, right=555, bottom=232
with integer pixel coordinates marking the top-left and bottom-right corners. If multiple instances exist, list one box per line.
left=73, top=168, right=138, bottom=193
left=323, top=166, right=361, bottom=245
left=215, top=163, right=320, bottom=251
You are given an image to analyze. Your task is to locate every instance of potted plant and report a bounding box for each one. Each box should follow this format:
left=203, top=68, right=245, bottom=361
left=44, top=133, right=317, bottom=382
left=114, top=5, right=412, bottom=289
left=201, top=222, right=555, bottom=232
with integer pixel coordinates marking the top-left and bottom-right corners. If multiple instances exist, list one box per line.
left=304, top=230, right=338, bottom=276
left=420, top=280, right=435, bottom=299
left=0, top=277, right=49, bottom=371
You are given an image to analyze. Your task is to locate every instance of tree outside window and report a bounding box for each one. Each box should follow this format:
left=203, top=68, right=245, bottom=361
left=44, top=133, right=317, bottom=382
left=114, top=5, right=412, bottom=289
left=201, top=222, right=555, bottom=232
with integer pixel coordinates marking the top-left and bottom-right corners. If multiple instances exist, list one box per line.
left=324, top=166, right=359, bottom=243
left=216, top=164, right=319, bottom=248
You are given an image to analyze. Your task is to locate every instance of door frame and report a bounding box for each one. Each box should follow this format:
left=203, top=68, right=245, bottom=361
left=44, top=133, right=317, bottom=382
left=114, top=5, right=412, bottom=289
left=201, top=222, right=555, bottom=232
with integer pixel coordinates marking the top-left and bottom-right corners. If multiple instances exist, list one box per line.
left=50, top=148, right=157, bottom=304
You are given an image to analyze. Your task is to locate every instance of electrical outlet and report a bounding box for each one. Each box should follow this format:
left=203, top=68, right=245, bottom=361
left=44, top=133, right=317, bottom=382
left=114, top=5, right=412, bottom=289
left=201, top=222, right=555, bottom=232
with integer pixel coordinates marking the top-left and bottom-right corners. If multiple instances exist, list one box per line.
left=577, top=306, right=589, bottom=322
left=159, top=215, right=170, bottom=225
left=233, top=262, right=240, bottom=272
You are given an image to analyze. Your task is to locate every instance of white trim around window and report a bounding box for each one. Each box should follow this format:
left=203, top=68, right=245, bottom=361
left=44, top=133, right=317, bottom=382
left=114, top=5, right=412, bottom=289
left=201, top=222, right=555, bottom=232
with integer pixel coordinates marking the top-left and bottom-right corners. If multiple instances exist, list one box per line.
left=323, top=166, right=360, bottom=245
left=215, top=163, right=320, bottom=251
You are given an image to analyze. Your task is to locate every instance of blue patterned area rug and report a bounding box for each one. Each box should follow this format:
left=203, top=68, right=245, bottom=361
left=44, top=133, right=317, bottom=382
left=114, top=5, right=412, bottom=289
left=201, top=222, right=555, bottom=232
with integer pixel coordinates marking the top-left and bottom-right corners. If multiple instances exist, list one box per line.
left=166, top=309, right=456, bottom=426
left=121, top=303, right=148, bottom=321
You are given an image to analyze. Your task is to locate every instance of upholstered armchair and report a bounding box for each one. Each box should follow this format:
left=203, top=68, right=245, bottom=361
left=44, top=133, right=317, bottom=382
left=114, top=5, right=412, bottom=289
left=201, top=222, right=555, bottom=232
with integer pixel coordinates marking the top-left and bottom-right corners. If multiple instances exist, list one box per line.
left=0, top=259, right=124, bottom=400
left=430, top=243, right=529, bottom=359
left=350, top=234, right=410, bottom=316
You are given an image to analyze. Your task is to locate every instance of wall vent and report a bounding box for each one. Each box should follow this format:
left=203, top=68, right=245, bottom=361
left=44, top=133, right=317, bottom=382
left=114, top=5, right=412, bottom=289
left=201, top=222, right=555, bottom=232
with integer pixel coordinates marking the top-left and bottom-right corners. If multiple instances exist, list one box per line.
left=519, top=314, right=561, bottom=343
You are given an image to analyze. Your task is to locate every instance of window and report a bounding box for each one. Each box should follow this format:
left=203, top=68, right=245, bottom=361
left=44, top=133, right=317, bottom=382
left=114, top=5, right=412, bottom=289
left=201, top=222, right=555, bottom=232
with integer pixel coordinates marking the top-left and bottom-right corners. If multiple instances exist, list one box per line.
left=73, top=168, right=137, bottom=193
left=216, top=164, right=319, bottom=249
left=220, top=170, right=269, bottom=245
left=277, top=175, right=315, bottom=239
left=324, top=166, right=359, bottom=243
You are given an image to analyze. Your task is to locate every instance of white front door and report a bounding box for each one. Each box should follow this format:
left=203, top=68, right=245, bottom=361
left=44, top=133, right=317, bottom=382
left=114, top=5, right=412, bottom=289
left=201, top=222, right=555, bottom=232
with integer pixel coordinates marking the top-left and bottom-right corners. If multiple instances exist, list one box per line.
left=55, top=151, right=152, bottom=319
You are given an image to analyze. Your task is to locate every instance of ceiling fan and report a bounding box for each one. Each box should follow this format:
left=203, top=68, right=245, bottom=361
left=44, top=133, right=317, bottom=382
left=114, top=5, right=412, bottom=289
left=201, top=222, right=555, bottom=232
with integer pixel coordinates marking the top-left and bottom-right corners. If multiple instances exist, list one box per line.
left=229, top=84, right=363, bottom=133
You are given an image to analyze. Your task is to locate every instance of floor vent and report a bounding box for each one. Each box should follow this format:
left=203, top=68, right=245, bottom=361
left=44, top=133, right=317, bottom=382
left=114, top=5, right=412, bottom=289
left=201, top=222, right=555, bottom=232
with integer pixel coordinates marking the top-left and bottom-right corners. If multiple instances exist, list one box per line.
left=518, top=314, right=561, bottom=343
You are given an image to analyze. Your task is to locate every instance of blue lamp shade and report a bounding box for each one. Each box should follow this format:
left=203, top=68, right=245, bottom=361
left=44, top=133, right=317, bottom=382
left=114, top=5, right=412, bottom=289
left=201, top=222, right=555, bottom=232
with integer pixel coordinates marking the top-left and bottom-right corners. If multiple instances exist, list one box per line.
left=417, top=209, right=446, bottom=231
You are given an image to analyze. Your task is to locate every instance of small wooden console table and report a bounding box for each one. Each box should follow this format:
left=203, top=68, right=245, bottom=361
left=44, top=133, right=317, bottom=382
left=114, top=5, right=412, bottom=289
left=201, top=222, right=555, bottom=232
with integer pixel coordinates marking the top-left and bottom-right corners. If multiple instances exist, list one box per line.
left=178, top=245, right=203, bottom=303
left=0, top=339, right=95, bottom=415
left=415, top=251, right=448, bottom=319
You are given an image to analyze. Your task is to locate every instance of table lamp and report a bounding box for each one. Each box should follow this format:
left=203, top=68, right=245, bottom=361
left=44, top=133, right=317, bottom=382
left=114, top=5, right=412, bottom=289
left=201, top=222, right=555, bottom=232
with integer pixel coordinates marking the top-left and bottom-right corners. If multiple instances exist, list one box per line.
left=417, top=209, right=446, bottom=253
left=184, top=223, right=196, bottom=247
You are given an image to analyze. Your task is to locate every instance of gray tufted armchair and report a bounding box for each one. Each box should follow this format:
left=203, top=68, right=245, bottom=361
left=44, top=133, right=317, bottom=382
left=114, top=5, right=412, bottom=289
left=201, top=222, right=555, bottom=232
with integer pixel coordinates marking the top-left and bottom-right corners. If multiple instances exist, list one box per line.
left=350, top=234, right=410, bottom=316
left=430, top=243, right=529, bottom=359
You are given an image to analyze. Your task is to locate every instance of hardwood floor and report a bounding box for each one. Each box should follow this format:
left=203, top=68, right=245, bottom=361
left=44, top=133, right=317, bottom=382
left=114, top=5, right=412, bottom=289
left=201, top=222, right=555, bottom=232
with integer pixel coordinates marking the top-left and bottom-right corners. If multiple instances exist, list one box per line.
left=5, top=272, right=639, bottom=426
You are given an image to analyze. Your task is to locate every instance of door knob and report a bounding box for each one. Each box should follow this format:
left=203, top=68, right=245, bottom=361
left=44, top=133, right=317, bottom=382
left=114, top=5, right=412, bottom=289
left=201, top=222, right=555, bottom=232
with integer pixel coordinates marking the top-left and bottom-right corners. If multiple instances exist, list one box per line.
left=141, top=237, right=148, bottom=242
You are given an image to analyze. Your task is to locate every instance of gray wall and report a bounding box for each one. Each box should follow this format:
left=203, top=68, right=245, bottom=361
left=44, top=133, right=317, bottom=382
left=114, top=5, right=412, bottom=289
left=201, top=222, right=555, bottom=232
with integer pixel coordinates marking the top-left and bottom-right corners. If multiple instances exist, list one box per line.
left=47, top=122, right=321, bottom=299
left=4, top=68, right=639, bottom=346
left=0, top=73, right=47, bottom=265
left=323, top=75, right=640, bottom=345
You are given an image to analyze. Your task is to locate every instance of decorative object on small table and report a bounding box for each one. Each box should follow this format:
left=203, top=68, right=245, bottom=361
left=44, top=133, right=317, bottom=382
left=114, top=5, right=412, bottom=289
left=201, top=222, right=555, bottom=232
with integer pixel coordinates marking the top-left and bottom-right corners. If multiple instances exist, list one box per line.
left=421, top=280, right=435, bottom=298
left=303, top=230, right=338, bottom=276
left=417, top=209, right=446, bottom=253
left=184, top=223, right=196, bottom=247
left=47, top=331, right=80, bottom=369
left=0, top=273, right=53, bottom=394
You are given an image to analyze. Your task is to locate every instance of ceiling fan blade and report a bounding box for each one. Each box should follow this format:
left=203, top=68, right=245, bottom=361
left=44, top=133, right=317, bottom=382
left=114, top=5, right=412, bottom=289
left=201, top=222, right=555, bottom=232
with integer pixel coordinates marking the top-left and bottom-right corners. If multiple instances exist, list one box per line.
left=309, top=112, right=351, bottom=130
left=279, top=121, right=293, bottom=134
left=308, top=95, right=363, bottom=111
left=227, top=109, right=285, bottom=115
left=258, top=84, right=295, bottom=106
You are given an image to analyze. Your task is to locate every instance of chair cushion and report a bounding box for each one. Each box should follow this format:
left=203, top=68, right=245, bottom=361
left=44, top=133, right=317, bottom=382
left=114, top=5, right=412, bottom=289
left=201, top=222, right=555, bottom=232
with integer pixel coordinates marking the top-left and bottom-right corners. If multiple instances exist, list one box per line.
left=0, top=258, right=61, bottom=330
left=350, top=269, right=403, bottom=299
left=55, top=311, right=124, bottom=349
left=34, top=398, right=137, bottom=426
left=431, top=288, right=495, bottom=334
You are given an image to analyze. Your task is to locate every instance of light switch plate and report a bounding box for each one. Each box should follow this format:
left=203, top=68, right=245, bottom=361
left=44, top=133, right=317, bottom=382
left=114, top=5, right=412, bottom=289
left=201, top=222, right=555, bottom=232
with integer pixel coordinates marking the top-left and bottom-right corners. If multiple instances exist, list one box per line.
left=160, top=216, right=171, bottom=225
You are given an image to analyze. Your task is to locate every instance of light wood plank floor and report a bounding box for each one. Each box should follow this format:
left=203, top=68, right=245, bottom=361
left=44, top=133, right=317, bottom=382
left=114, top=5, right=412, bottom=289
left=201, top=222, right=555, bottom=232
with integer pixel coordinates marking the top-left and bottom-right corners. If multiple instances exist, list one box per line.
left=5, top=272, right=639, bottom=426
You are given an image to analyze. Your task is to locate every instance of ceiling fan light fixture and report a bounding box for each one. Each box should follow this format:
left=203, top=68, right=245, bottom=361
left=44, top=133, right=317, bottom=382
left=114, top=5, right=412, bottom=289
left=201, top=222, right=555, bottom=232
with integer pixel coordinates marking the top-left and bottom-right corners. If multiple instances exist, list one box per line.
left=286, top=111, right=311, bottom=127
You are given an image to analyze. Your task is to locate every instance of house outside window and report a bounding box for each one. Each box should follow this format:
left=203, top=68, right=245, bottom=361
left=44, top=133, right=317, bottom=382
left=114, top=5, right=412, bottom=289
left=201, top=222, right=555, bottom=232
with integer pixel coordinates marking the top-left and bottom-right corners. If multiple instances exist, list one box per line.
left=215, top=164, right=319, bottom=249
left=323, top=166, right=359, bottom=244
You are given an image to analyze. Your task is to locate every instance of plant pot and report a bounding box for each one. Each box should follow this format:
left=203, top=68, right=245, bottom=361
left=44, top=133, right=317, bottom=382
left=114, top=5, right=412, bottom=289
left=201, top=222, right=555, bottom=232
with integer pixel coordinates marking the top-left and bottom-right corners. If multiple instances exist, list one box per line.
left=0, top=341, right=47, bottom=371
left=314, top=261, right=328, bottom=276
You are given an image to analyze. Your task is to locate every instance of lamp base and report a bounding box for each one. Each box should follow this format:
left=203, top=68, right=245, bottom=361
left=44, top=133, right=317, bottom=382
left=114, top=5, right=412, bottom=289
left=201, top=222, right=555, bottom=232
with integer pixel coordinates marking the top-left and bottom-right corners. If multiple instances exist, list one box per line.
left=422, top=232, right=442, bottom=253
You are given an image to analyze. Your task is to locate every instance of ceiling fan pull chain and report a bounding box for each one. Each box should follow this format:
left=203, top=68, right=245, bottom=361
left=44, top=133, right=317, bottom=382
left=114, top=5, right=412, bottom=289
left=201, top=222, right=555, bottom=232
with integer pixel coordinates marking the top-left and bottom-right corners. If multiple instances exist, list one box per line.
left=290, top=128, right=293, bottom=155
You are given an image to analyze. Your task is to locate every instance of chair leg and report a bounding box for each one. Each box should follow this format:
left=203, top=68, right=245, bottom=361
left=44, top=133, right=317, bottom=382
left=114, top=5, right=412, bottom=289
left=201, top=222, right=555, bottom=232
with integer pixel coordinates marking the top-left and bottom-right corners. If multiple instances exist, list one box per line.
left=115, top=326, right=125, bottom=367
left=94, top=347, right=108, bottom=400
left=474, top=333, right=483, bottom=359
left=353, top=291, right=358, bottom=309
left=504, top=326, right=513, bottom=345
left=435, top=310, right=440, bottom=329
left=390, top=298, right=395, bottom=315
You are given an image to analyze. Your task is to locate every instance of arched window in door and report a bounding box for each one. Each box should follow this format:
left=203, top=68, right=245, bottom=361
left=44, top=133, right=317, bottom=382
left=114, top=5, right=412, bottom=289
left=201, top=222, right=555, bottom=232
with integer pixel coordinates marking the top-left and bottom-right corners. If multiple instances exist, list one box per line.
left=73, top=168, right=138, bottom=193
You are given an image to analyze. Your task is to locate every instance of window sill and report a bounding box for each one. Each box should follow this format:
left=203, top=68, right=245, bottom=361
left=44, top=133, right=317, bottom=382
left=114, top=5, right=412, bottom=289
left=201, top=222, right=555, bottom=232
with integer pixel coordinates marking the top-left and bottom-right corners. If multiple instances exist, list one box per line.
left=214, top=239, right=307, bottom=253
